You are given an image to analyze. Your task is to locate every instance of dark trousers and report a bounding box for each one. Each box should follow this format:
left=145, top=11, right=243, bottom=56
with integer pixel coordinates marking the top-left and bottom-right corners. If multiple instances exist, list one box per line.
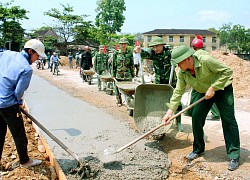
left=191, top=84, right=240, bottom=159
left=0, top=104, right=29, bottom=164
left=187, top=89, right=220, bottom=118
left=134, top=64, right=139, bottom=77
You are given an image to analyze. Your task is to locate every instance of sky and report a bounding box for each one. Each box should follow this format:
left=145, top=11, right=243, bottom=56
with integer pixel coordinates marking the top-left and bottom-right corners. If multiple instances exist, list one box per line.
left=1, top=0, right=249, bottom=34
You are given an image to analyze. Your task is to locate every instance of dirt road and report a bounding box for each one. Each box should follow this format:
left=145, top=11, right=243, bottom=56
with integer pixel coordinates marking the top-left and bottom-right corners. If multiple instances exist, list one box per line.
left=25, top=65, right=250, bottom=179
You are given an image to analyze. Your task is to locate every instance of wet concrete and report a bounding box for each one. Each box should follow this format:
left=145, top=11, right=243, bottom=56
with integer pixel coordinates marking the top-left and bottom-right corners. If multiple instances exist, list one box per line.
left=24, top=75, right=170, bottom=179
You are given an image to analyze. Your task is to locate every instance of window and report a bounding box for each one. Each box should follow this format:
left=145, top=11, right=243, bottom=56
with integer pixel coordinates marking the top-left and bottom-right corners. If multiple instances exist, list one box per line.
left=180, top=36, right=184, bottom=43
left=202, top=37, right=206, bottom=43
left=169, top=36, right=173, bottom=42
left=148, top=36, right=152, bottom=42
left=212, top=37, right=216, bottom=43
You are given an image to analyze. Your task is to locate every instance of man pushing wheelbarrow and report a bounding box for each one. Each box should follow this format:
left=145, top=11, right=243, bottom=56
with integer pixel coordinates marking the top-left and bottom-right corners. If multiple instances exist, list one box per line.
left=80, top=46, right=93, bottom=83
left=135, top=36, right=183, bottom=131
left=112, top=37, right=135, bottom=107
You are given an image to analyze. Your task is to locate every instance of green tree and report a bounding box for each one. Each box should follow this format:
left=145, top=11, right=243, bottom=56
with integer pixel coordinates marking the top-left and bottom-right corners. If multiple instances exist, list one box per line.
left=0, top=1, right=28, bottom=50
left=208, top=28, right=219, bottom=35
left=95, top=0, right=126, bottom=44
left=2, top=20, right=24, bottom=51
left=72, top=20, right=95, bottom=44
left=219, top=23, right=249, bottom=54
left=44, top=3, right=90, bottom=49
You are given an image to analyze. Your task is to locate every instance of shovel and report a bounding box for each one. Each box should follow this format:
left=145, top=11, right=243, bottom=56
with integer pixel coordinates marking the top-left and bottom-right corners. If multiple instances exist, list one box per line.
left=20, top=108, right=81, bottom=164
left=104, top=96, right=205, bottom=155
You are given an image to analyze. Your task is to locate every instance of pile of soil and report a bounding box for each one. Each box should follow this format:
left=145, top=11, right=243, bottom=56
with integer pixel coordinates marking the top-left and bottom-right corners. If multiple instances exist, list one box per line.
left=0, top=115, right=56, bottom=179
left=210, top=51, right=250, bottom=98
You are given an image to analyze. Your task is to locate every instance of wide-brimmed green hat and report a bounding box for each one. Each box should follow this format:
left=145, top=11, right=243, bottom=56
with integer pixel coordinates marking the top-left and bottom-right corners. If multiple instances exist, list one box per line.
left=171, top=45, right=195, bottom=65
left=149, top=36, right=166, bottom=47
left=119, top=37, right=129, bottom=44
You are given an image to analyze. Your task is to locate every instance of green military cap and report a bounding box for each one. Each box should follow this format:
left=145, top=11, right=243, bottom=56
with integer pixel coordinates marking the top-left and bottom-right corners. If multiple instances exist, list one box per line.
left=119, top=37, right=129, bottom=44
left=171, top=45, right=195, bottom=65
left=149, top=36, right=166, bottom=47
left=99, top=45, right=104, bottom=49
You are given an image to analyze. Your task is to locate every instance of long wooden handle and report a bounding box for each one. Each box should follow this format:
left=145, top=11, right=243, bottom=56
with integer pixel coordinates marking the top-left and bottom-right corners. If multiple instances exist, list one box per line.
left=115, top=96, right=206, bottom=153
left=20, top=108, right=81, bottom=162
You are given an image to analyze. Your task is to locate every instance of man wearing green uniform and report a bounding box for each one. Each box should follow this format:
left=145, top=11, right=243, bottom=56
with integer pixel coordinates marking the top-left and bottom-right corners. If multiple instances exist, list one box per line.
left=112, top=37, right=135, bottom=106
left=186, top=38, right=221, bottom=120
left=94, top=45, right=109, bottom=91
left=136, top=36, right=183, bottom=131
left=162, top=45, right=240, bottom=171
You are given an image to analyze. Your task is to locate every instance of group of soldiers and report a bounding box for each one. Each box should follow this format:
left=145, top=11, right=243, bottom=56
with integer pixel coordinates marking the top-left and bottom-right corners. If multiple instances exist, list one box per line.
left=55, top=35, right=239, bottom=171
left=61, top=36, right=241, bottom=171
left=75, top=37, right=185, bottom=131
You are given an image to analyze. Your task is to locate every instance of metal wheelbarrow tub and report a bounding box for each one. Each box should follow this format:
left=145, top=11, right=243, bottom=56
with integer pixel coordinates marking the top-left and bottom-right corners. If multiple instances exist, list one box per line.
left=115, top=81, right=140, bottom=116
left=82, top=69, right=95, bottom=76
left=99, top=75, right=114, bottom=95
left=134, top=84, right=174, bottom=139
left=82, top=69, right=95, bottom=85
left=115, top=81, right=139, bottom=96
left=99, top=75, right=114, bottom=82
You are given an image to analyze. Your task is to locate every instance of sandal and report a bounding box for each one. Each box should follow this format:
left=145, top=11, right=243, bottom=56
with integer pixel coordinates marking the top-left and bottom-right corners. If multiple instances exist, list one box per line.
left=20, top=158, right=42, bottom=168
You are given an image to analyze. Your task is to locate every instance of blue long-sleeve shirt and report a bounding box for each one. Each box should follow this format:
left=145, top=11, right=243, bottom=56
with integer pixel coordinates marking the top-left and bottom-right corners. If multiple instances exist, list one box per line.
left=0, top=50, right=33, bottom=108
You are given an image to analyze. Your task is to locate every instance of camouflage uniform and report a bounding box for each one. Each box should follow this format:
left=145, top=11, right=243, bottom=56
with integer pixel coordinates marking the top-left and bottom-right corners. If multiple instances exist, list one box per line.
left=94, top=45, right=109, bottom=90
left=140, top=46, right=177, bottom=85
left=112, top=37, right=135, bottom=105
left=141, top=36, right=183, bottom=131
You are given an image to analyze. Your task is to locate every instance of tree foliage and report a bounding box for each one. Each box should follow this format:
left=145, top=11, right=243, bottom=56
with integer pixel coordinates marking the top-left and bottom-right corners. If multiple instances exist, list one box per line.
left=72, top=20, right=95, bottom=43
left=2, top=20, right=24, bottom=51
left=0, top=1, right=28, bottom=50
left=44, top=3, right=90, bottom=47
left=95, top=0, right=126, bottom=44
left=219, top=23, right=250, bottom=54
left=208, top=28, right=219, bottom=35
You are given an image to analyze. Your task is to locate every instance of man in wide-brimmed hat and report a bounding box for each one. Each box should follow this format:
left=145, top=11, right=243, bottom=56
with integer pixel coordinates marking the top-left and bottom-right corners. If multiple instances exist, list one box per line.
left=162, top=45, right=240, bottom=171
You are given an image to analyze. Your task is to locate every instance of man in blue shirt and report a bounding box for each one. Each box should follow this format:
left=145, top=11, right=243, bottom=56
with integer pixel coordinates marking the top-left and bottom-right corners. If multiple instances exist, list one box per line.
left=0, top=39, right=46, bottom=169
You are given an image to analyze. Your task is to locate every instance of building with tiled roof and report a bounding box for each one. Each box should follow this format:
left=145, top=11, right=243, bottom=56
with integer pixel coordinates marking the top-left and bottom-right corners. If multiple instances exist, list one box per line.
left=143, top=29, right=220, bottom=51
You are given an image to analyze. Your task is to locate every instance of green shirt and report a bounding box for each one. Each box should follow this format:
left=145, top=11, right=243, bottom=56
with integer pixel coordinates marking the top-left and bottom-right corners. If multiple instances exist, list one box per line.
left=167, top=54, right=233, bottom=111
left=194, top=49, right=209, bottom=57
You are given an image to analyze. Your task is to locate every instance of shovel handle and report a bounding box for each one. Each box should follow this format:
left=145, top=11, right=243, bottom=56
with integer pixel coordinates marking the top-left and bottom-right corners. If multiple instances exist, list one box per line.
left=20, top=108, right=81, bottom=162
left=115, top=96, right=205, bottom=153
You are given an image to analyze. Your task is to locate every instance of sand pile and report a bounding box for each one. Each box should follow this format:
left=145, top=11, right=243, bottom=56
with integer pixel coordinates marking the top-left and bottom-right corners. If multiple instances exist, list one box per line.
left=210, top=51, right=250, bottom=98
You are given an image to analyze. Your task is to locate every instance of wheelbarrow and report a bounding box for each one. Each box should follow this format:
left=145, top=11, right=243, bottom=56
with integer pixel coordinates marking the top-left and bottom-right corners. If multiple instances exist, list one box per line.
left=80, top=68, right=95, bottom=85
left=99, top=75, right=114, bottom=95
left=133, top=84, right=174, bottom=139
left=115, top=81, right=140, bottom=116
